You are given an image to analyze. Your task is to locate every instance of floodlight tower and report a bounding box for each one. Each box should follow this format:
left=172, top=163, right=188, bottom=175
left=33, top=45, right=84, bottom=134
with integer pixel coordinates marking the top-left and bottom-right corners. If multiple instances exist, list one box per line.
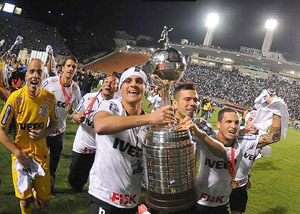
left=262, top=19, right=277, bottom=54
left=203, top=13, right=219, bottom=46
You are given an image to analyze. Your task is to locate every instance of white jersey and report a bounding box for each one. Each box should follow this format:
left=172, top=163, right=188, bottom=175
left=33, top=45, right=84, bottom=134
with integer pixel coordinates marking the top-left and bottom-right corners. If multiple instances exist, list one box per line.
left=72, top=92, right=104, bottom=154
left=42, top=76, right=81, bottom=136
left=89, top=99, right=147, bottom=209
left=234, top=134, right=260, bottom=187
left=151, top=94, right=162, bottom=111
left=196, top=132, right=259, bottom=207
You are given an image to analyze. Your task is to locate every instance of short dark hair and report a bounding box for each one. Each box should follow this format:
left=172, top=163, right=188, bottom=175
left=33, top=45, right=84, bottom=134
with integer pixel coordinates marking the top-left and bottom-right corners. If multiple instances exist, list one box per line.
left=62, top=55, right=78, bottom=66
left=174, top=82, right=196, bottom=100
left=218, top=108, right=237, bottom=122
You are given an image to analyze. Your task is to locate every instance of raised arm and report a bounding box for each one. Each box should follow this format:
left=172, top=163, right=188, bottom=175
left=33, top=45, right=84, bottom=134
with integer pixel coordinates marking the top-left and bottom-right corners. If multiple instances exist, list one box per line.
left=177, top=117, right=226, bottom=158
left=258, top=114, right=281, bottom=148
left=94, top=105, right=175, bottom=135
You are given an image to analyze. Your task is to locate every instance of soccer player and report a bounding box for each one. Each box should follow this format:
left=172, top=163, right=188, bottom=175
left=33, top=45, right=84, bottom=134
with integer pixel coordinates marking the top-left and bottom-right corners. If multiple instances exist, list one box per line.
left=173, top=82, right=226, bottom=158
left=88, top=66, right=175, bottom=214
left=230, top=108, right=281, bottom=214
left=149, top=89, right=162, bottom=112
left=68, top=75, right=118, bottom=192
left=41, top=55, right=81, bottom=193
left=0, top=59, right=58, bottom=214
left=191, top=107, right=281, bottom=214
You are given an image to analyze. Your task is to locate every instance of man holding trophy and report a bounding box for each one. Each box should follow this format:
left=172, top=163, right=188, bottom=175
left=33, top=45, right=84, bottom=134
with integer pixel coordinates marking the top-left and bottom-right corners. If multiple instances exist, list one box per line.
left=89, top=66, right=175, bottom=214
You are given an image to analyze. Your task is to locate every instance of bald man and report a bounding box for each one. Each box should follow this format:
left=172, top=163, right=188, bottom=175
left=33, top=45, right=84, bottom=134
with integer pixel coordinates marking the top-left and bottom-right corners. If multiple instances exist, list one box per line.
left=0, top=59, right=58, bottom=214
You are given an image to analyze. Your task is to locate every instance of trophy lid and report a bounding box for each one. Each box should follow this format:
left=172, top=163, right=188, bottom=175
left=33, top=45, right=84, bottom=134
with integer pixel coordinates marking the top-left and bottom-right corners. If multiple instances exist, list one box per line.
left=144, top=47, right=186, bottom=87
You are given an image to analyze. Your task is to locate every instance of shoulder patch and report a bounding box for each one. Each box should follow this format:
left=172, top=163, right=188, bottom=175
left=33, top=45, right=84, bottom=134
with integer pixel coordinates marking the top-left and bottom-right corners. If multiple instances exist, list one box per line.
left=109, top=102, right=119, bottom=113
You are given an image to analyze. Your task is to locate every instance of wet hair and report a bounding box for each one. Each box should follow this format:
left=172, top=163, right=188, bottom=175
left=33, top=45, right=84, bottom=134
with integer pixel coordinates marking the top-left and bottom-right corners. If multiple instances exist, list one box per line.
left=218, top=108, right=237, bottom=122
left=174, top=82, right=196, bottom=100
left=62, top=55, right=78, bottom=66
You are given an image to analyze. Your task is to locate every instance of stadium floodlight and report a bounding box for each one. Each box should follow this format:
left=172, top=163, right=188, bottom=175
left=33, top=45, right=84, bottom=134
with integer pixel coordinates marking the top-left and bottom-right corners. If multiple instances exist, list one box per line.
left=14, top=7, right=22, bottom=15
left=265, top=19, right=277, bottom=31
left=3, top=3, right=15, bottom=13
left=205, top=13, right=219, bottom=29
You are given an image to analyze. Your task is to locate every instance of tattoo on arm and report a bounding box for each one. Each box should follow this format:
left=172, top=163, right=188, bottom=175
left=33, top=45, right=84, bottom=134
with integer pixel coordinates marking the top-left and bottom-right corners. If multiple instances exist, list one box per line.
left=259, top=127, right=281, bottom=147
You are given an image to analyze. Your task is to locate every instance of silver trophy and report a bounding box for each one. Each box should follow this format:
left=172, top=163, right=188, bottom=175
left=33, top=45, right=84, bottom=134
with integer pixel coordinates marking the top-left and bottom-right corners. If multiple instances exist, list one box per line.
left=143, top=27, right=197, bottom=212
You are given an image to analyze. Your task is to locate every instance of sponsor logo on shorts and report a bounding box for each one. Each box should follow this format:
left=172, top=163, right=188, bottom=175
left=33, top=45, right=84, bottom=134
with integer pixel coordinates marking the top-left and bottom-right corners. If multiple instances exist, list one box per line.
left=98, top=207, right=105, bottom=214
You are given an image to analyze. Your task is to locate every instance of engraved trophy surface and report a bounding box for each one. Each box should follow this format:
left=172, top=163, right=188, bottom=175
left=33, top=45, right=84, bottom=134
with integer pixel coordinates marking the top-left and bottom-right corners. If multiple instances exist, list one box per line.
left=142, top=27, right=197, bottom=212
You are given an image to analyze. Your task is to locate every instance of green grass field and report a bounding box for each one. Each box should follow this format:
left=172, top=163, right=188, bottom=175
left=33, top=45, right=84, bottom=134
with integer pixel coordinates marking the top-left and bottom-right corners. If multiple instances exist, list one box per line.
left=0, top=99, right=299, bottom=214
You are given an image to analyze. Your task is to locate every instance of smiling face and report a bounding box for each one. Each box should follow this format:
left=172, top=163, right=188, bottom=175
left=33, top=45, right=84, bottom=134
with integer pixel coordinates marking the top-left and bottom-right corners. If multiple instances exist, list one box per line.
left=217, top=111, right=240, bottom=145
left=120, top=75, right=145, bottom=105
left=26, top=59, right=44, bottom=96
left=62, top=59, right=77, bottom=82
left=173, top=89, right=198, bottom=120
left=101, top=75, right=117, bottom=100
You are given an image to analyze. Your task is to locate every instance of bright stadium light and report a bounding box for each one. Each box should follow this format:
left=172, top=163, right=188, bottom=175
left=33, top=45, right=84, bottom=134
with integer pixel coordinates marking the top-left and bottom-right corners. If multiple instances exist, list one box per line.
left=3, top=3, right=15, bottom=13
left=14, top=7, right=22, bottom=15
left=265, top=19, right=277, bottom=31
left=205, top=13, right=219, bottom=29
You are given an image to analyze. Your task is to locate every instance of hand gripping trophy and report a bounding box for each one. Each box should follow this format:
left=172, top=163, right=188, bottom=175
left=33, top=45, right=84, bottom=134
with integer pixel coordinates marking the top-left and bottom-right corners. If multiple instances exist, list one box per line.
left=143, top=27, right=196, bottom=212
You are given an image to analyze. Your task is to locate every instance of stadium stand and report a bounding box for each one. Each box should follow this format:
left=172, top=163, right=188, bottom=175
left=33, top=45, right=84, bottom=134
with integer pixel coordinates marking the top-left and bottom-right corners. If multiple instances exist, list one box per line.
left=183, top=64, right=300, bottom=120
left=0, top=13, right=70, bottom=56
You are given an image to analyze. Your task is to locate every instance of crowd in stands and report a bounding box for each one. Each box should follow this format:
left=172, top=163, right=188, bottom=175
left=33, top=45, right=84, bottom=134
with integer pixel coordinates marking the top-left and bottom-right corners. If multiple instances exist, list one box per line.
left=2, top=55, right=104, bottom=97
left=0, top=13, right=70, bottom=56
left=183, top=64, right=300, bottom=120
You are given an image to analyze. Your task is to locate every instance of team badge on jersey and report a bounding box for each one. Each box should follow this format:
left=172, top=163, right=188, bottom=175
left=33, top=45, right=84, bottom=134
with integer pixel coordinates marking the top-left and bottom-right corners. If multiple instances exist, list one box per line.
left=39, top=105, right=49, bottom=117
left=109, top=102, right=119, bottom=113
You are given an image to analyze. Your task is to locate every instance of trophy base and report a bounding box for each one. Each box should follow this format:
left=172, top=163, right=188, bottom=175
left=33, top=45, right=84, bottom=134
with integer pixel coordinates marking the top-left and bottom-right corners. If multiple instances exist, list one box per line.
left=145, top=188, right=197, bottom=212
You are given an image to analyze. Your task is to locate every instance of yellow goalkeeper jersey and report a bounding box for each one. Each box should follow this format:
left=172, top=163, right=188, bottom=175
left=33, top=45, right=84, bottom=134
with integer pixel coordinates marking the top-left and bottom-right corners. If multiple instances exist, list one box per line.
left=0, top=86, right=57, bottom=161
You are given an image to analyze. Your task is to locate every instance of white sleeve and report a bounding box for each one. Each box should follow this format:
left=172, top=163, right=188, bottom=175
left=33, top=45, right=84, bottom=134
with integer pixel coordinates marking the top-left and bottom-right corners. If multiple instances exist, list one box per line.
left=238, top=134, right=259, bottom=151
left=75, top=96, right=86, bottom=113
left=71, top=86, right=81, bottom=110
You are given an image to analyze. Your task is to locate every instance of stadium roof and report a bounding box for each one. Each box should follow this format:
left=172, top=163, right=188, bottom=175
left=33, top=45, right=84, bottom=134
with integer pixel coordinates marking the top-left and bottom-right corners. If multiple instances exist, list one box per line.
left=172, top=43, right=300, bottom=74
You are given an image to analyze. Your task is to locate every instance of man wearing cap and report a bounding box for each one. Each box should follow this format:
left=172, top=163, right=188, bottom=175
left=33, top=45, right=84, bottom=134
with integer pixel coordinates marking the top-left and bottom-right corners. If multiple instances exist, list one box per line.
left=88, top=66, right=175, bottom=214
left=68, top=75, right=118, bottom=192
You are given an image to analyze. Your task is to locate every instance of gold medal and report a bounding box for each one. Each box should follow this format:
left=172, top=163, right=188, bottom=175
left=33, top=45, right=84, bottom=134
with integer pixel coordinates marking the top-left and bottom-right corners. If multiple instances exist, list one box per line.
left=231, top=180, right=237, bottom=189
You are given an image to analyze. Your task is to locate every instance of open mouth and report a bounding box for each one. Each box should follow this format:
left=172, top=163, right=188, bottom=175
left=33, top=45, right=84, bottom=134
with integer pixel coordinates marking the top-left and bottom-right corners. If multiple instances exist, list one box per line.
left=31, top=80, right=39, bottom=85
left=228, top=130, right=237, bottom=136
left=128, top=90, right=139, bottom=95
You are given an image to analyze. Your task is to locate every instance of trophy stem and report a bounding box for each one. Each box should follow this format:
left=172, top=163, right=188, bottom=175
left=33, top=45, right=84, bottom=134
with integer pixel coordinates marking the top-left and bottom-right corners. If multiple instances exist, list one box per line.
left=161, top=85, right=170, bottom=107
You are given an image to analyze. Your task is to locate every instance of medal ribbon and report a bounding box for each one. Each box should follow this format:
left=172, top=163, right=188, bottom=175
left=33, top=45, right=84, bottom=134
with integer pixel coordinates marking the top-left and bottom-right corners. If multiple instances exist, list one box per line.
left=60, top=76, right=73, bottom=105
left=83, top=90, right=102, bottom=116
left=225, top=147, right=235, bottom=179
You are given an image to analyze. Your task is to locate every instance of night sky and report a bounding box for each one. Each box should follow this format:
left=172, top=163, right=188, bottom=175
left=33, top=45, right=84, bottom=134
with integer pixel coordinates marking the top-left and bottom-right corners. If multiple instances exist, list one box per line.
left=8, top=0, right=300, bottom=60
